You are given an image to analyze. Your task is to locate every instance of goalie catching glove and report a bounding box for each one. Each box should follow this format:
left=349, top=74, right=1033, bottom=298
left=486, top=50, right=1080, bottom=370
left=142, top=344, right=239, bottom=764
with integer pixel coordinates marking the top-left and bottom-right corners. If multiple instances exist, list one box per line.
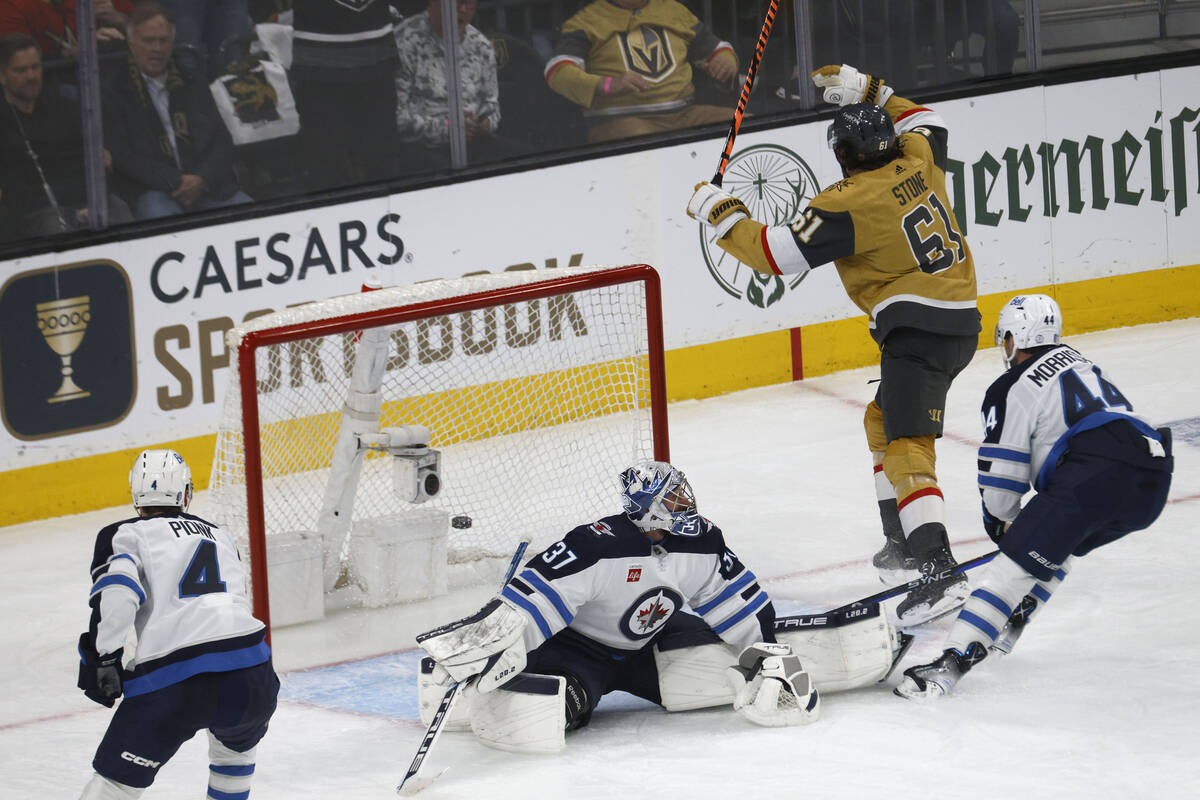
left=811, top=64, right=893, bottom=107
left=416, top=598, right=527, bottom=693
left=687, top=182, right=749, bottom=239
left=726, top=642, right=820, bottom=727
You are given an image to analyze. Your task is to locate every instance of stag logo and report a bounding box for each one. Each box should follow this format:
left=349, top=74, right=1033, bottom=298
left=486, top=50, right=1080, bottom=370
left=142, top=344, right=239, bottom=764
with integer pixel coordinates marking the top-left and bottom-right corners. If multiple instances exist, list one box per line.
left=697, top=144, right=820, bottom=309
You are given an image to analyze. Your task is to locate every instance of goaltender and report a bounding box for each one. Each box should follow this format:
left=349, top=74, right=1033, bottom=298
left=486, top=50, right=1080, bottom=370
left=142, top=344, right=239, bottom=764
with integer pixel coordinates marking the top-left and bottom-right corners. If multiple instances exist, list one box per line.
left=687, top=64, right=982, bottom=626
left=414, top=460, right=905, bottom=752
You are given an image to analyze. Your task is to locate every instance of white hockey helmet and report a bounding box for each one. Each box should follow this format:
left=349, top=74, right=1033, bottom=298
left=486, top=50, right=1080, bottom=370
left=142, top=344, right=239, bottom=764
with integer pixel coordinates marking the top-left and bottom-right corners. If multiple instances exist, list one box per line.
left=130, top=449, right=193, bottom=510
left=619, top=460, right=702, bottom=537
left=995, top=294, right=1062, bottom=368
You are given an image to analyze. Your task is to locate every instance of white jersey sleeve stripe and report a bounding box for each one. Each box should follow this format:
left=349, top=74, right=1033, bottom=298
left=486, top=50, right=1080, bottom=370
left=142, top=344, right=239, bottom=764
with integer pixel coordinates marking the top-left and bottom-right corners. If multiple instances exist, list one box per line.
left=517, top=569, right=575, bottom=625
left=978, top=472, right=1029, bottom=495
left=90, top=574, right=146, bottom=604
left=692, top=570, right=756, bottom=615
left=502, top=586, right=554, bottom=640
left=978, top=445, right=1030, bottom=463
left=710, top=591, right=769, bottom=635
left=894, top=108, right=946, bottom=134
left=763, top=225, right=813, bottom=276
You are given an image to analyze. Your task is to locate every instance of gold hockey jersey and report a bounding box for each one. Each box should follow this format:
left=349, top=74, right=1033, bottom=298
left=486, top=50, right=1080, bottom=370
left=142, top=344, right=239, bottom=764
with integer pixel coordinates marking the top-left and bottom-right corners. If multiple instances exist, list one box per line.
left=717, top=96, right=980, bottom=345
left=545, top=0, right=733, bottom=115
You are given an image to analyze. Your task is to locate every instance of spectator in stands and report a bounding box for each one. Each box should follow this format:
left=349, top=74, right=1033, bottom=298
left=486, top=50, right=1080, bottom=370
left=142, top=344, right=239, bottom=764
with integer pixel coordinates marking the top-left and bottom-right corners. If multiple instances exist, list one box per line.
left=394, top=0, right=530, bottom=167
left=0, top=0, right=132, bottom=60
left=0, top=33, right=131, bottom=238
left=102, top=2, right=251, bottom=219
left=157, top=0, right=252, bottom=78
left=545, top=0, right=738, bottom=144
left=291, top=0, right=402, bottom=192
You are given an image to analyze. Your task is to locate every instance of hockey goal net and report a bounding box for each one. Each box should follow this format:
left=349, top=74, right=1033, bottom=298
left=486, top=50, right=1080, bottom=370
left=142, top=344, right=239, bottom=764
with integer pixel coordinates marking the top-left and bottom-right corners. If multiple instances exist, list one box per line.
left=209, top=264, right=668, bottom=628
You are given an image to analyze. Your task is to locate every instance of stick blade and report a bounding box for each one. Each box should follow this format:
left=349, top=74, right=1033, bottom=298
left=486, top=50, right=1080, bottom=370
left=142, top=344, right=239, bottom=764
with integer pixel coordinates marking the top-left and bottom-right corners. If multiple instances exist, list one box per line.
left=397, top=768, right=448, bottom=796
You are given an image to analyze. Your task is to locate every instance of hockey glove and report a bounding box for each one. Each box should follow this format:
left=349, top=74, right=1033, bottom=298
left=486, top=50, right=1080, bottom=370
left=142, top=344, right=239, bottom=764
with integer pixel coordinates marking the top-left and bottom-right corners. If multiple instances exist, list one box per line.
left=687, top=182, right=749, bottom=239
left=810, top=64, right=893, bottom=107
left=77, top=633, right=124, bottom=707
left=726, top=642, right=820, bottom=727
left=417, top=598, right=527, bottom=693
left=981, top=502, right=1010, bottom=544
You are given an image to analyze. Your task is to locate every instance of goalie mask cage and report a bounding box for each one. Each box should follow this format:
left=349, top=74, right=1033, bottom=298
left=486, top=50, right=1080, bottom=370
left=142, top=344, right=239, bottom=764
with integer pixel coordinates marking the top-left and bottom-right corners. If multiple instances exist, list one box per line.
left=209, top=264, right=668, bottom=629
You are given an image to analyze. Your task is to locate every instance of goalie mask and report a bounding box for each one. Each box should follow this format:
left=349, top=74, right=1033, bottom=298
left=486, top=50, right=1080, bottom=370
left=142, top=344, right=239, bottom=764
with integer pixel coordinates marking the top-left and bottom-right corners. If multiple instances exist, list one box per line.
left=619, top=460, right=701, bottom=537
left=995, top=294, right=1062, bottom=369
left=130, top=449, right=193, bottom=510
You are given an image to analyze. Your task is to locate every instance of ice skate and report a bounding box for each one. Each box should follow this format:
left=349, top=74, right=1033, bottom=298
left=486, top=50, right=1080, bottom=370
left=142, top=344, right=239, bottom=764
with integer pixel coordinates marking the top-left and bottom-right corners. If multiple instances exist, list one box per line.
left=895, top=546, right=968, bottom=625
left=872, top=536, right=919, bottom=585
left=893, top=642, right=987, bottom=700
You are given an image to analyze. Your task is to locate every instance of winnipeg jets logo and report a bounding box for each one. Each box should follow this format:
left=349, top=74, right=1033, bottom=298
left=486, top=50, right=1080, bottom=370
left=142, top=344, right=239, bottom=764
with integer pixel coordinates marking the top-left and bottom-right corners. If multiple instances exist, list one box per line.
left=619, top=587, right=681, bottom=640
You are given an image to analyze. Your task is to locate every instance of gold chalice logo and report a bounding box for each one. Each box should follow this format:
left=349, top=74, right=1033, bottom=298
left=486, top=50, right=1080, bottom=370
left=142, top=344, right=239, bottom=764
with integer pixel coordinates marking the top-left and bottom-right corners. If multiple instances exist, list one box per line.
left=36, top=296, right=92, bottom=403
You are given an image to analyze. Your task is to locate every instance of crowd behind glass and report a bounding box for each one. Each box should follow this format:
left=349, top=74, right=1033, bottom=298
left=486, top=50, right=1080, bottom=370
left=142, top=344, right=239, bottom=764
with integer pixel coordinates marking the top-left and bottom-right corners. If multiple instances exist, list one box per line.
left=1, top=0, right=1196, bottom=248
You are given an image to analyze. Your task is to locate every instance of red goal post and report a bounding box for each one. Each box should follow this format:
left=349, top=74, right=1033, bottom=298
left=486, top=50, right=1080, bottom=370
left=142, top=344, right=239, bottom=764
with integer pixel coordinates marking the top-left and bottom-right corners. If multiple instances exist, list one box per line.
left=209, top=264, right=669, bottom=630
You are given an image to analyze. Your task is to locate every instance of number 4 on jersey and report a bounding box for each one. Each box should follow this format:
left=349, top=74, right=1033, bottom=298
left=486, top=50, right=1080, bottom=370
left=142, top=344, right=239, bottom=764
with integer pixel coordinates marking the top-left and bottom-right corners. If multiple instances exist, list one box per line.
left=180, top=539, right=227, bottom=597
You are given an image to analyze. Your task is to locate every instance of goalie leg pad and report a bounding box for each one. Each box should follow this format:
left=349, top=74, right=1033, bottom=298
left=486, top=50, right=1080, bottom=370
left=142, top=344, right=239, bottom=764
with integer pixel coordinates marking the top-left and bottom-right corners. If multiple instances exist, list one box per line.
left=417, top=657, right=474, bottom=731
left=470, top=673, right=566, bottom=754
left=653, top=641, right=739, bottom=711
left=774, top=605, right=902, bottom=693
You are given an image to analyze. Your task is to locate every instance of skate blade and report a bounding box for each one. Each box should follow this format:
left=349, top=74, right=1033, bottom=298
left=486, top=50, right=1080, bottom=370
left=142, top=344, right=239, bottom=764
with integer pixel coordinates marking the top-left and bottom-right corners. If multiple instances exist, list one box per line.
left=876, top=566, right=921, bottom=585
left=893, top=677, right=945, bottom=701
left=897, top=586, right=969, bottom=627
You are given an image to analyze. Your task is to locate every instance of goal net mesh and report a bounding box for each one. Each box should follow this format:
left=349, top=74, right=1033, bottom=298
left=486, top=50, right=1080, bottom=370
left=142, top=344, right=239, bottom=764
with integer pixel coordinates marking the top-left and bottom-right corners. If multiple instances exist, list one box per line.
left=208, top=265, right=664, bottom=601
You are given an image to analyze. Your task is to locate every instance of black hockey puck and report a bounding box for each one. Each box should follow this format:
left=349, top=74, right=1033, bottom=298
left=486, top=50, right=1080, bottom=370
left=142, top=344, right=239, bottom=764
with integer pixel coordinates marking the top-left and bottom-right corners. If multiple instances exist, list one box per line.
left=451, top=515, right=472, bottom=529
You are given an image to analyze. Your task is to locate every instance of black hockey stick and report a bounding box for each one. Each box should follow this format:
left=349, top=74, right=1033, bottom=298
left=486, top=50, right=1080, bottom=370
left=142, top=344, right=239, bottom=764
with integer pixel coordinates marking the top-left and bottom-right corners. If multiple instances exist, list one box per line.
left=397, top=537, right=531, bottom=796
left=712, top=0, right=780, bottom=186
left=824, top=549, right=1001, bottom=616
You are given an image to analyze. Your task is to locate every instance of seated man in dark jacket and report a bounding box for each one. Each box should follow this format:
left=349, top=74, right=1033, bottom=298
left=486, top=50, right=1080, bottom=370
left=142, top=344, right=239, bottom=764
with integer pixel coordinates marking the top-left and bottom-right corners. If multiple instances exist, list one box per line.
left=103, top=1, right=250, bottom=219
left=0, top=32, right=132, bottom=238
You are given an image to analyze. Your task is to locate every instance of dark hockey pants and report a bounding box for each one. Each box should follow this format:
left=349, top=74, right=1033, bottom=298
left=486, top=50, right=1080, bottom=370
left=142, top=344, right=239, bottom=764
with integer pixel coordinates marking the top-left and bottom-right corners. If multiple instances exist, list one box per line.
left=92, top=659, right=279, bottom=788
left=1000, top=425, right=1173, bottom=582
left=524, top=612, right=720, bottom=729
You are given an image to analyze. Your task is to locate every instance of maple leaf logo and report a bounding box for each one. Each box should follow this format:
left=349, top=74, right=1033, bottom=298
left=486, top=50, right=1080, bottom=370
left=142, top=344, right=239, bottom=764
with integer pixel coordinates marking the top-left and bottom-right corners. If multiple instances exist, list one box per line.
left=635, top=593, right=671, bottom=632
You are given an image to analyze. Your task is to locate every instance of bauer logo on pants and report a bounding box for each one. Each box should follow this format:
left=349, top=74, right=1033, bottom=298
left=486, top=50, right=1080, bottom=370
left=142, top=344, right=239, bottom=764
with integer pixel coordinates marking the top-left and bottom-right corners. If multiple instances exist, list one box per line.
left=0, top=261, right=136, bottom=440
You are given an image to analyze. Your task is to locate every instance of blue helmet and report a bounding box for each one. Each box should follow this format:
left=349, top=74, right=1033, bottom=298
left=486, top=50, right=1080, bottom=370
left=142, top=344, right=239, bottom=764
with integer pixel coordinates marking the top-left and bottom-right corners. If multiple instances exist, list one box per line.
left=619, top=460, right=702, bottom=537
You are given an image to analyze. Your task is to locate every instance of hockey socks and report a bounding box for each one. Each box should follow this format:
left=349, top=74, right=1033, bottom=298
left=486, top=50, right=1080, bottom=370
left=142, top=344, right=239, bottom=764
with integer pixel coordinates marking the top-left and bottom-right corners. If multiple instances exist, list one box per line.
left=208, top=736, right=256, bottom=800
left=992, top=557, right=1071, bottom=655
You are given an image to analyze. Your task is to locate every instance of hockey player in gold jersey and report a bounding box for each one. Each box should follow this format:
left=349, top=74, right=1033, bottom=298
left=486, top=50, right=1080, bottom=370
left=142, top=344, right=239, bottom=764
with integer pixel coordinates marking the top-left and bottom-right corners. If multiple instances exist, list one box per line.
left=688, top=64, right=981, bottom=625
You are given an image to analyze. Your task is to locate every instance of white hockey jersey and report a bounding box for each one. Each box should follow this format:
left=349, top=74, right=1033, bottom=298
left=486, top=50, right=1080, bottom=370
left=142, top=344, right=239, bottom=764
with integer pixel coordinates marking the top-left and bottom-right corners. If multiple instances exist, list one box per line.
left=87, top=512, right=268, bottom=697
left=501, top=514, right=774, bottom=654
left=977, top=344, right=1161, bottom=522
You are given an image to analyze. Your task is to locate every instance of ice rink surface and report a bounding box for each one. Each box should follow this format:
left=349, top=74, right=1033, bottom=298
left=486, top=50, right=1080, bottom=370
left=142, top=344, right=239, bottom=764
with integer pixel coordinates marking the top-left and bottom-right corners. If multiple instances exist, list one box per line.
left=4, top=318, right=1198, bottom=799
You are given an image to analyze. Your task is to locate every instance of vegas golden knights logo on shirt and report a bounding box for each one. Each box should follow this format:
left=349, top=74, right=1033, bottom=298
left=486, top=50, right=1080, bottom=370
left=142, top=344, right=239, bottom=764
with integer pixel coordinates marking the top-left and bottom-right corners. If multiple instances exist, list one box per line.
left=619, top=26, right=676, bottom=82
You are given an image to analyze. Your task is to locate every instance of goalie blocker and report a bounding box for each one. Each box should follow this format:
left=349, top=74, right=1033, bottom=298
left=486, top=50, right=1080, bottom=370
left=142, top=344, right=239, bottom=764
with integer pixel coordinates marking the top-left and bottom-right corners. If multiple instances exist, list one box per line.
left=418, top=602, right=903, bottom=750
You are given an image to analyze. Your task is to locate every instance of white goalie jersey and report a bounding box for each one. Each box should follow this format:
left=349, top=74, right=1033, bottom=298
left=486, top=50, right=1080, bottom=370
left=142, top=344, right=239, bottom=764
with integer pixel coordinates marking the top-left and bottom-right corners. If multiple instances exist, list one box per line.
left=977, top=344, right=1159, bottom=522
left=501, top=514, right=774, bottom=654
left=88, top=512, right=269, bottom=697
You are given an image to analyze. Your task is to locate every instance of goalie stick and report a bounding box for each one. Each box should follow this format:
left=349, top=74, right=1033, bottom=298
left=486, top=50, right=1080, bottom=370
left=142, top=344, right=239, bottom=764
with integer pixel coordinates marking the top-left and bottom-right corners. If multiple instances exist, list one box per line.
left=825, top=549, right=1001, bottom=616
left=712, top=0, right=780, bottom=186
left=397, top=537, right=531, bottom=796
